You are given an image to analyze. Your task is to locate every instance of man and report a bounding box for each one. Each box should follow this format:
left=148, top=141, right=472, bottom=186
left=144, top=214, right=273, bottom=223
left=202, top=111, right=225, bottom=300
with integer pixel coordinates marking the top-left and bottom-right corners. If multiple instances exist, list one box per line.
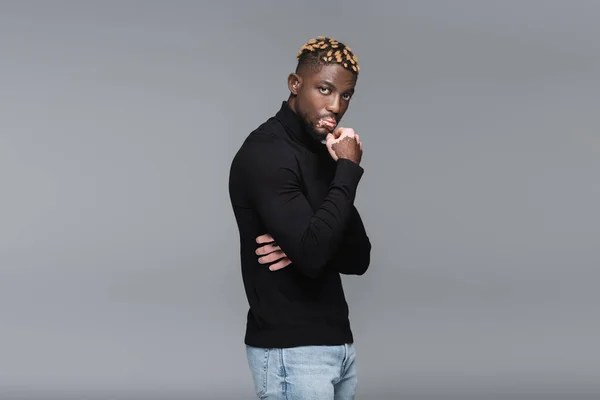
left=228, top=36, right=371, bottom=399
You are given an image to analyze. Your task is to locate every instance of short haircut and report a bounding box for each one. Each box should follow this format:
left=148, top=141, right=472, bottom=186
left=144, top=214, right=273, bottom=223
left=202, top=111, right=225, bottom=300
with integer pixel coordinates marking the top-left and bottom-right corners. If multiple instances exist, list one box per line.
left=296, top=36, right=360, bottom=75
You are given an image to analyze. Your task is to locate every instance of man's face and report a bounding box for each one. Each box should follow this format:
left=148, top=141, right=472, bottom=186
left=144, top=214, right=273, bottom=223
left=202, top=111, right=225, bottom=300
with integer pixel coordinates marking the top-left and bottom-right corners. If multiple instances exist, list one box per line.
left=289, top=63, right=357, bottom=141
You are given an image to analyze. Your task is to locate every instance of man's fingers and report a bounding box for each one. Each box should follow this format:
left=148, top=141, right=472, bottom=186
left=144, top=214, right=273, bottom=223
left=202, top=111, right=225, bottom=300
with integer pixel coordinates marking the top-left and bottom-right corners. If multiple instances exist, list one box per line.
left=256, top=233, right=274, bottom=244
left=269, top=258, right=292, bottom=271
left=354, top=134, right=362, bottom=149
left=255, top=243, right=281, bottom=256
left=254, top=235, right=291, bottom=270
left=258, top=250, right=286, bottom=264
left=338, top=128, right=355, bottom=140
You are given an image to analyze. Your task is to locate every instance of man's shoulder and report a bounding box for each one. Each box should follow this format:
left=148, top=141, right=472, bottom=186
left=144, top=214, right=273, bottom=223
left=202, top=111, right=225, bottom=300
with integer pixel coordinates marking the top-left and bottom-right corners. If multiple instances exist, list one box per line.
left=243, top=116, right=287, bottom=147
left=228, top=116, right=299, bottom=204
left=231, top=117, right=296, bottom=170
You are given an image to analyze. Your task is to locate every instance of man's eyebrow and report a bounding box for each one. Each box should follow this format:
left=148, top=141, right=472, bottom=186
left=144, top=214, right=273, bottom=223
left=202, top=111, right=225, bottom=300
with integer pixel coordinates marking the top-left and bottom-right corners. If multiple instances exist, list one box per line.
left=320, top=79, right=355, bottom=93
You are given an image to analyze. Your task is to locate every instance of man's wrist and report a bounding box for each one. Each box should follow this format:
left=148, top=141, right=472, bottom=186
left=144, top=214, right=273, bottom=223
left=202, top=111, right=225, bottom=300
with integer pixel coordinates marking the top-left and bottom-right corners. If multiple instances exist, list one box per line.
left=337, top=156, right=360, bottom=165
left=335, top=157, right=364, bottom=187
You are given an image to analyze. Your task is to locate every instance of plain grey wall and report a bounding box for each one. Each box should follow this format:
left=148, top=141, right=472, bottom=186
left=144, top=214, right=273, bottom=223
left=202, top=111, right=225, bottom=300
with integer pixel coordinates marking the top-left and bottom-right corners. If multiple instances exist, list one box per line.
left=1, top=1, right=599, bottom=399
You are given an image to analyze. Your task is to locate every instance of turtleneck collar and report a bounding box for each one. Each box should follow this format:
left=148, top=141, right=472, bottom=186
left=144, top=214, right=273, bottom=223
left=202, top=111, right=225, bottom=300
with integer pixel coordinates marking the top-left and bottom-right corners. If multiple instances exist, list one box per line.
left=275, top=101, right=326, bottom=154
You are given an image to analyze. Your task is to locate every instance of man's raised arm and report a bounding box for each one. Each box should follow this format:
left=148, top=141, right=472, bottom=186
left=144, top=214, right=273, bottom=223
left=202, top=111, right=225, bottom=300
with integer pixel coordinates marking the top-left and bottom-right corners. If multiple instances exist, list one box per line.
left=328, top=206, right=371, bottom=275
left=244, top=138, right=363, bottom=278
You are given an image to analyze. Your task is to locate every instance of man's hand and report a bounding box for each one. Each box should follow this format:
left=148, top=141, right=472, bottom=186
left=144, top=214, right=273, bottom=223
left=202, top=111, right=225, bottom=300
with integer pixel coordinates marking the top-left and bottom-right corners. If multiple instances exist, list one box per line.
left=326, top=127, right=363, bottom=164
left=255, top=233, right=291, bottom=271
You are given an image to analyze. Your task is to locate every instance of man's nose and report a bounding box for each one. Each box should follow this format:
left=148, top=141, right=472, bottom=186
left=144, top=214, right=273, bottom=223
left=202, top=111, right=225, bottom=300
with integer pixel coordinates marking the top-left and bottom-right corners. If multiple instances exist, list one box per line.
left=326, top=96, right=341, bottom=114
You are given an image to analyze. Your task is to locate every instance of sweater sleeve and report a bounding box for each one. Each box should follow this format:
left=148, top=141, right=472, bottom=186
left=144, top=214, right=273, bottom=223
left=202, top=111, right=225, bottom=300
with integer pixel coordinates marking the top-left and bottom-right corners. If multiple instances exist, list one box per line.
left=327, top=206, right=372, bottom=275
left=245, top=144, right=364, bottom=278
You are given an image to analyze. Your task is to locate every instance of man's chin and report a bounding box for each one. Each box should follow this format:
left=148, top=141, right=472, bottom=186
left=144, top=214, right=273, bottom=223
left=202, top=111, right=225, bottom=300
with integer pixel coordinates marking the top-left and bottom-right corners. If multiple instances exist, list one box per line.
left=301, top=118, right=332, bottom=142
left=308, top=126, right=330, bottom=142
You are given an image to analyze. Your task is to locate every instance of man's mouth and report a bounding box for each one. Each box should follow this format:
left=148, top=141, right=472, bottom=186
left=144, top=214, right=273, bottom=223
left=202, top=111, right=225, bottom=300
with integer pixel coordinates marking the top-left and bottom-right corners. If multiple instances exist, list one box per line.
left=316, top=118, right=337, bottom=132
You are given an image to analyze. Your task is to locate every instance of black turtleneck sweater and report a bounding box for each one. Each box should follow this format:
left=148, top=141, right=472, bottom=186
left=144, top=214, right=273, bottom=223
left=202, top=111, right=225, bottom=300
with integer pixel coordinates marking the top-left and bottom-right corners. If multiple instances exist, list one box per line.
left=228, top=101, right=371, bottom=348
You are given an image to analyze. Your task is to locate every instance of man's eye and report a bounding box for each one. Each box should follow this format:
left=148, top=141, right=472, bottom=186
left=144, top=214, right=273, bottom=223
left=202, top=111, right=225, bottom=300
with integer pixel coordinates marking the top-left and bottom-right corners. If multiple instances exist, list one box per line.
left=342, top=94, right=351, bottom=100
left=319, top=87, right=330, bottom=94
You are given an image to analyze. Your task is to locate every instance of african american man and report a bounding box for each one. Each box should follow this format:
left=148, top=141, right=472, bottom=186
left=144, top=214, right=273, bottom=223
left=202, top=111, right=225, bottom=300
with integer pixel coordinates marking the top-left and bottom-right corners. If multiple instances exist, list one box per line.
left=228, top=36, right=371, bottom=400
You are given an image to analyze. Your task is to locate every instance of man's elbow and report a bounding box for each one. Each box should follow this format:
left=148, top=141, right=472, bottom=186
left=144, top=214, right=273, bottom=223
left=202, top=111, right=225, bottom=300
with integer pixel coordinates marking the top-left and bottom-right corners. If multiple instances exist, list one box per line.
left=353, top=254, right=370, bottom=275
left=354, top=242, right=371, bottom=275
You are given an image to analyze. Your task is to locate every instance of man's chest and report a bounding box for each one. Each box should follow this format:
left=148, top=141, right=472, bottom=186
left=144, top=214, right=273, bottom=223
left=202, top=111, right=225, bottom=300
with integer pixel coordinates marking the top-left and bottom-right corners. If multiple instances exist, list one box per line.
left=296, top=152, right=336, bottom=211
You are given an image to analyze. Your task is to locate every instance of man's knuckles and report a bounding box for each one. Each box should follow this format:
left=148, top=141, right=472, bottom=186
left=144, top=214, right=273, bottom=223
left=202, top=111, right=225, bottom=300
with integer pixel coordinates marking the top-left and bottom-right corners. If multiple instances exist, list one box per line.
left=337, top=128, right=355, bottom=138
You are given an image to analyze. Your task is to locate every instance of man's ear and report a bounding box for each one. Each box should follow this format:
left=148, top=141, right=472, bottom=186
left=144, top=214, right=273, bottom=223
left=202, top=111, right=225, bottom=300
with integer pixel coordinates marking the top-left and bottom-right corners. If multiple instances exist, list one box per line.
left=288, top=73, right=302, bottom=95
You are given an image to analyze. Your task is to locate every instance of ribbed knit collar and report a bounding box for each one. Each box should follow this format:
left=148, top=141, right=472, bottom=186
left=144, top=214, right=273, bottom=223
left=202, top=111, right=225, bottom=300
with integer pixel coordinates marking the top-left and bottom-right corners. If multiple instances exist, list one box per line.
left=275, top=101, right=325, bottom=154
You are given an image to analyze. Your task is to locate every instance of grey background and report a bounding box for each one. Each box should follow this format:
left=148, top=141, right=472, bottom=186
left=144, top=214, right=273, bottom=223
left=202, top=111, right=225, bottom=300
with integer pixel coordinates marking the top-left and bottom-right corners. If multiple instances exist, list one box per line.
left=1, top=1, right=599, bottom=399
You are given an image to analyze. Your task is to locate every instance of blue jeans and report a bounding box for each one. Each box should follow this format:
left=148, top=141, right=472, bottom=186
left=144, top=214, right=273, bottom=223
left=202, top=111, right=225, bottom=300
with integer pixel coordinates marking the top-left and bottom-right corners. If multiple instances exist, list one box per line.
left=246, top=343, right=357, bottom=399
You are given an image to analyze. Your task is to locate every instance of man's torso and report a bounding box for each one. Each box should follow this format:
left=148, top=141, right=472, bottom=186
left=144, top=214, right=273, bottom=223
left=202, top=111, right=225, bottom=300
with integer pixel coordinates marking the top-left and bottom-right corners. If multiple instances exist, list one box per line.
left=228, top=114, right=354, bottom=349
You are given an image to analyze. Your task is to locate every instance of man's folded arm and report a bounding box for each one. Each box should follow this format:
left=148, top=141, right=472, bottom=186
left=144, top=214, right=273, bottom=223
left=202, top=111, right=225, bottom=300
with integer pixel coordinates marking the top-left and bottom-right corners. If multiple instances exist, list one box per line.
left=246, top=146, right=364, bottom=278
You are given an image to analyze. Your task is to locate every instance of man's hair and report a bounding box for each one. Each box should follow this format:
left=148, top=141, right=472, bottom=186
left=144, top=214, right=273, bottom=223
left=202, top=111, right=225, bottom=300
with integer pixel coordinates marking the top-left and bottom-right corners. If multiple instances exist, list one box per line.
left=296, top=36, right=360, bottom=75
